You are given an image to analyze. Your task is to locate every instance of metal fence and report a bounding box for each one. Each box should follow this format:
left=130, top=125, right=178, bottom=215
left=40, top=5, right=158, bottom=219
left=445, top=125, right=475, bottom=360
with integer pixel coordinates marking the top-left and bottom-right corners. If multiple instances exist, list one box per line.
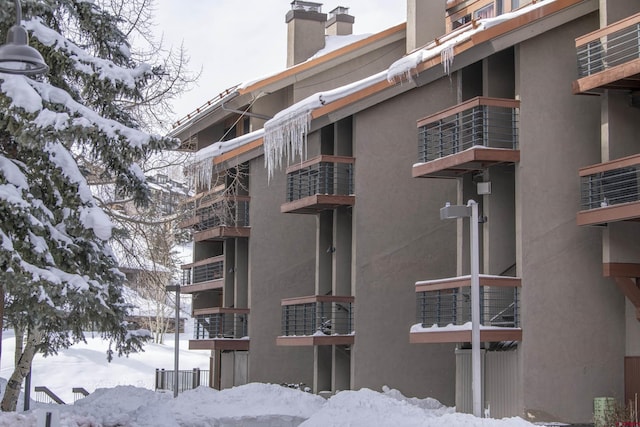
left=193, top=311, right=249, bottom=339
left=281, top=298, right=353, bottom=336
left=155, top=368, right=210, bottom=393
left=286, top=157, right=354, bottom=202
left=418, top=101, right=519, bottom=163
left=580, top=166, right=640, bottom=210
left=577, top=18, right=640, bottom=78
left=182, top=256, right=224, bottom=286
left=416, top=286, right=519, bottom=328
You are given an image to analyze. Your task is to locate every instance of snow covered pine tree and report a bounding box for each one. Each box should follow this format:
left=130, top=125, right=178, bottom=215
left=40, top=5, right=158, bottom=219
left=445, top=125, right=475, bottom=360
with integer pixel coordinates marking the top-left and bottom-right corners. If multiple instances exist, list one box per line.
left=0, top=0, right=177, bottom=410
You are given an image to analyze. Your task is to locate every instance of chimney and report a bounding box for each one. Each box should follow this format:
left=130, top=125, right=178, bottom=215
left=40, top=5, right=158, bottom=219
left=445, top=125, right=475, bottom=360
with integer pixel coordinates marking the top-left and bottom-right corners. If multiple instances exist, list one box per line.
left=286, top=1, right=327, bottom=67
left=406, top=0, right=445, bottom=53
left=325, top=6, right=354, bottom=36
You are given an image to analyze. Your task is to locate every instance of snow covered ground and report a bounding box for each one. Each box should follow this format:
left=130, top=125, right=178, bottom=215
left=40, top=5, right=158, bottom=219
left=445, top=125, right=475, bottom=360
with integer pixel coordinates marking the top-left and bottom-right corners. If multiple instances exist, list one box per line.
left=0, top=331, right=541, bottom=427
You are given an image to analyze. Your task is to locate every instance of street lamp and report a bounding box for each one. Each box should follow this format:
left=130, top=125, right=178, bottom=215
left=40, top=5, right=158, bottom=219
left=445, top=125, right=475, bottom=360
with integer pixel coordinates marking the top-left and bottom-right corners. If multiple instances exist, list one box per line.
left=166, top=284, right=180, bottom=398
left=440, top=200, right=482, bottom=418
left=0, top=0, right=49, bottom=75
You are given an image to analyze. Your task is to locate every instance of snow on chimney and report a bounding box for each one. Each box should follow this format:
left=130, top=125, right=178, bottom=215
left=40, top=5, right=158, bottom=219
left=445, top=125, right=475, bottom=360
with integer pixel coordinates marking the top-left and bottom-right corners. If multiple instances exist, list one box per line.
left=325, top=6, right=354, bottom=36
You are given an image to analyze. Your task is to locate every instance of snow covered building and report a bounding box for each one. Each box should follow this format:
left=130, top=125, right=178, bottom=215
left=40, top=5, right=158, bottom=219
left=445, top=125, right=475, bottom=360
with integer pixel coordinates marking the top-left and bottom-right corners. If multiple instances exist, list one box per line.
left=171, top=0, right=640, bottom=423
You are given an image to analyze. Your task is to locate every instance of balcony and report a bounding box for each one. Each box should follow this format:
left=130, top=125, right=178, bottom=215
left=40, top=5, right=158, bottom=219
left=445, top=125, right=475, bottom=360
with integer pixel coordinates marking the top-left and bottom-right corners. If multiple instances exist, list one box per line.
left=413, top=97, right=520, bottom=179
left=179, top=194, right=250, bottom=241
left=577, top=154, right=640, bottom=226
left=281, top=155, right=354, bottom=214
left=180, top=256, right=224, bottom=293
left=411, top=275, right=522, bottom=344
left=189, top=308, right=249, bottom=351
left=573, top=12, right=640, bottom=94
left=276, top=295, right=354, bottom=346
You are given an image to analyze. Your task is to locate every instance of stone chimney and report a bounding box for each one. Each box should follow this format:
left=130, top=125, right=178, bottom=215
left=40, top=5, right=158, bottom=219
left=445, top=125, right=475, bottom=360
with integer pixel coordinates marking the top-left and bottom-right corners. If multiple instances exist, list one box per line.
left=406, top=0, right=445, bottom=53
left=286, top=1, right=327, bottom=67
left=325, top=6, right=354, bottom=36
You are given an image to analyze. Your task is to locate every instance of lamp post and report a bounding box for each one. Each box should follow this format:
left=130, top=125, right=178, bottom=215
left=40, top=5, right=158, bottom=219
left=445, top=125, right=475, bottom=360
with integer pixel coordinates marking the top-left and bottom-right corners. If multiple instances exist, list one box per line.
left=0, top=0, right=49, bottom=75
left=440, top=200, right=482, bottom=417
left=166, top=284, right=180, bottom=398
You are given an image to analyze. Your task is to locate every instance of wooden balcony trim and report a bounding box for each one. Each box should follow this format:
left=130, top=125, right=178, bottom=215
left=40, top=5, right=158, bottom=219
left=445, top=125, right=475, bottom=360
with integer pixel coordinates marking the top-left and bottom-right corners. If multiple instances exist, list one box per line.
left=575, top=12, right=640, bottom=47
left=577, top=201, right=640, bottom=226
left=280, top=194, right=355, bottom=214
left=416, top=97, right=520, bottom=128
left=281, top=295, right=355, bottom=306
left=415, top=275, right=521, bottom=292
left=572, top=58, right=640, bottom=94
left=410, top=329, right=522, bottom=344
left=193, top=307, right=250, bottom=316
left=603, top=263, right=640, bottom=278
left=412, top=147, right=520, bottom=178
left=194, top=226, right=251, bottom=242
left=189, top=338, right=250, bottom=351
left=182, top=255, right=225, bottom=269
left=276, top=335, right=355, bottom=347
left=579, top=153, right=640, bottom=177
left=179, top=279, right=224, bottom=294
left=285, top=155, right=355, bottom=174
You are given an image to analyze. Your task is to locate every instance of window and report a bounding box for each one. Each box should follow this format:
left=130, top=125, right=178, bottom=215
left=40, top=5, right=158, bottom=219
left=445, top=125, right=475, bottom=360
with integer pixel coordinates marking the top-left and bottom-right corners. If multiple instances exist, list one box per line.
left=453, top=14, right=472, bottom=30
left=475, top=4, right=495, bottom=20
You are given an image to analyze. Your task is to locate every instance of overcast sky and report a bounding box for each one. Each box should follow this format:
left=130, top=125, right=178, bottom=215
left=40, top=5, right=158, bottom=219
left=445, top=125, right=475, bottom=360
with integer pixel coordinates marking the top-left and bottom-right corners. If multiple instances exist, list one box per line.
left=154, top=0, right=406, bottom=123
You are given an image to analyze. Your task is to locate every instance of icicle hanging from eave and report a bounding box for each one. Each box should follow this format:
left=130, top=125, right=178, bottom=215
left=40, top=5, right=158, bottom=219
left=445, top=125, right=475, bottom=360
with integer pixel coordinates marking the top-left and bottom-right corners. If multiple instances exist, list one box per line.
left=263, top=110, right=311, bottom=180
left=441, top=44, right=455, bottom=76
left=186, top=154, right=215, bottom=191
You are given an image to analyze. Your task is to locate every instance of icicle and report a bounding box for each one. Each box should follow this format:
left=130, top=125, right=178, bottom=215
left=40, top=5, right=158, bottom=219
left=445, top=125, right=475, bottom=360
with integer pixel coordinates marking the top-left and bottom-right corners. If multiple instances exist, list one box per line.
left=186, top=154, right=214, bottom=190
left=263, top=110, right=311, bottom=180
left=441, top=44, right=455, bottom=76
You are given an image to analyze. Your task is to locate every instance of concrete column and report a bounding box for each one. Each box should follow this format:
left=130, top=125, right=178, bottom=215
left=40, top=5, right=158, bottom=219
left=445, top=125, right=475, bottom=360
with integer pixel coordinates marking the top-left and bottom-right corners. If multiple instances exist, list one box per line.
left=483, top=49, right=515, bottom=99
left=333, top=345, right=351, bottom=391
left=316, top=211, right=333, bottom=295
left=223, top=239, right=235, bottom=307
left=235, top=238, right=249, bottom=308
left=333, top=207, right=352, bottom=296
left=481, top=167, right=516, bottom=276
left=314, top=346, right=332, bottom=393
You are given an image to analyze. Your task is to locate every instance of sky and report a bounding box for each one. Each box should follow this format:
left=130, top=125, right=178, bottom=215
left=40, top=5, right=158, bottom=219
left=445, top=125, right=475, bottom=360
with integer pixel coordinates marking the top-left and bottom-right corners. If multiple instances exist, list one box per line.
left=154, top=0, right=407, bottom=124
left=0, top=331, right=539, bottom=427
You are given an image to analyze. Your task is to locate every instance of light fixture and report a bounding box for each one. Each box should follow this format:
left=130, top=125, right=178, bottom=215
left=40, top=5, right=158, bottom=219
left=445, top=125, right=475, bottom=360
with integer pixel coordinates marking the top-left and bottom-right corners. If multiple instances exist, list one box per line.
left=0, top=0, right=49, bottom=75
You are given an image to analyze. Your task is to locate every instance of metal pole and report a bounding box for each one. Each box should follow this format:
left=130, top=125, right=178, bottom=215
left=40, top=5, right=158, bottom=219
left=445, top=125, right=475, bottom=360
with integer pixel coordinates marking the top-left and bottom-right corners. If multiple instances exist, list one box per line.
left=173, top=286, right=180, bottom=398
left=23, top=364, right=31, bottom=411
left=469, top=200, right=482, bottom=417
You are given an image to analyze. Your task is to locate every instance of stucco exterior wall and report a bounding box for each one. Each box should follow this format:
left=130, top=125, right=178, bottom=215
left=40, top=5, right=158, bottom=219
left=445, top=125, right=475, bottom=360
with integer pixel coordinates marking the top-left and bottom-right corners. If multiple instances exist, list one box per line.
left=350, top=77, right=460, bottom=403
left=247, top=157, right=317, bottom=386
left=517, top=13, right=625, bottom=423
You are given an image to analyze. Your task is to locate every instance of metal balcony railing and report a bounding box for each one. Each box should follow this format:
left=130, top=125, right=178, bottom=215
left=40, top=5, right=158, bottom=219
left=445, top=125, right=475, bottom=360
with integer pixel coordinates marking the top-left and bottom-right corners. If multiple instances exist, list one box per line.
left=286, top=156, right=354, bottom=202
left=416, top=284, right=520, bottom=329
left=576, top=13, right=640, bottom=79
left=580, top=156, right=640, bottom=210
left=193, top=309, right=249, bottom=339
left=195, top=196, right=250, bottom=230
left=181, top=256, right=224, bottom=287
left=281, top=296, right=354, bottom=336
left=417, top=97, right=519, bottom=163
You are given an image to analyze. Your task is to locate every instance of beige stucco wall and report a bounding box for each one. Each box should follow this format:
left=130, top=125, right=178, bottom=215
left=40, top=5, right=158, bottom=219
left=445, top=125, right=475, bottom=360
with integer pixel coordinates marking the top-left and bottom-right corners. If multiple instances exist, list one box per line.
left=516, top=12, right=625, bottom=423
